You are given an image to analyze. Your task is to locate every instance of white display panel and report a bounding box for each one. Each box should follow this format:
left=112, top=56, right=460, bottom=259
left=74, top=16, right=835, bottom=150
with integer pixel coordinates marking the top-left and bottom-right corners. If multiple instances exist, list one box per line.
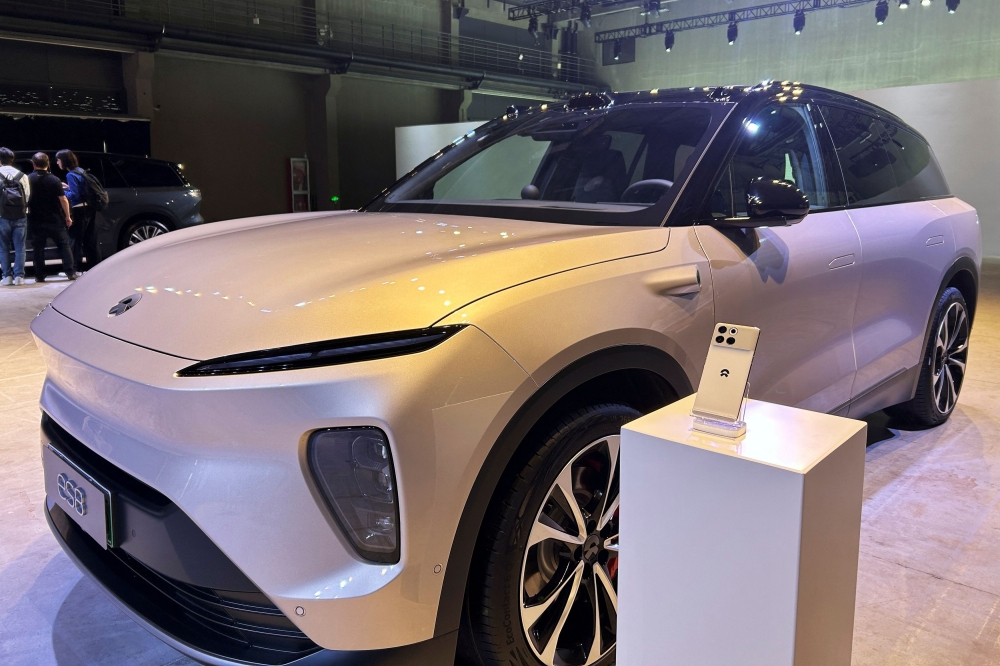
left=394, top=121, right=481, bottom=179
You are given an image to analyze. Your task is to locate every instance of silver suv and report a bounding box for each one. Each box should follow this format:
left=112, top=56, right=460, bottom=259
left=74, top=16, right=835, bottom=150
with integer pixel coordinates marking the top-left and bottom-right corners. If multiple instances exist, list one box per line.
left=32, top=83, right=980, bottom=666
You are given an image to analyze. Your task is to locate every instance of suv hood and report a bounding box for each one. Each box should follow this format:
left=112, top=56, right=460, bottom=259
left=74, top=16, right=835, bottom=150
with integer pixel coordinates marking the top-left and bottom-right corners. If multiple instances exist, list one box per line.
left=51, top=211, right=669, bottom=360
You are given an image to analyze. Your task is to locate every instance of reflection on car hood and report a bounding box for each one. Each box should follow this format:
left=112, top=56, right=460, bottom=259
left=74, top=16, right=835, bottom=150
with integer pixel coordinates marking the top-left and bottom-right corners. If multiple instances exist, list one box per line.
left=51, top=211, right=670, bottom=360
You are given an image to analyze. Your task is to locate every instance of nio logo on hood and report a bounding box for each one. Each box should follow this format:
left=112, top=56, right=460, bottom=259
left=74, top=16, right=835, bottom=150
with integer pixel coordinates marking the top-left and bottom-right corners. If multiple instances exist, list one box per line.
left=108, top=293, right=141, bottom=317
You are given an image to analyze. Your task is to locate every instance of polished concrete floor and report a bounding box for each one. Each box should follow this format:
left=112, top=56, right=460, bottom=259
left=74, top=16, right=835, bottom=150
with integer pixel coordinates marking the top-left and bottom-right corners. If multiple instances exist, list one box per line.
left=1, top=263, right=999, bottom=665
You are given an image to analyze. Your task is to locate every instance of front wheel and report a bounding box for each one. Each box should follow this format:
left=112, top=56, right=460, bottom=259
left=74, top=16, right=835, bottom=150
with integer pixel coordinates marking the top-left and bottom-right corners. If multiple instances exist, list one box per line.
left=468, top=404, right=635, bottom=666
left=122, top=219, right=169, bottom=248
left=887, top=286, right=970, bottom=427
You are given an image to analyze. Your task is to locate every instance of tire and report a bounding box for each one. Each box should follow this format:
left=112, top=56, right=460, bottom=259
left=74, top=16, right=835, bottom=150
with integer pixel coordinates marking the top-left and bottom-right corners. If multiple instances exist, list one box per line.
left=886, top=287, right=970, bottom=428
left=121, top=219, right=169, bottom=249
left=467, top=404, right=637, bottom=666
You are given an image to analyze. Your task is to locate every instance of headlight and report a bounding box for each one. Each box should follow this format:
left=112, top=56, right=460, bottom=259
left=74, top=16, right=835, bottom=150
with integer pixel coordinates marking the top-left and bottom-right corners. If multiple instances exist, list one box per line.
left=176, top=325, right=466, bottom=376
left=308, top=427, right=400, bottom=563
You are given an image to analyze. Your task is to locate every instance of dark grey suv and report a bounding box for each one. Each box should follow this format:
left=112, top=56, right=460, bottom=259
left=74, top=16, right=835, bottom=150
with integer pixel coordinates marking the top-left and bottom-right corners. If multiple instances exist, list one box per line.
left=13, top=150, right=204, bottom=263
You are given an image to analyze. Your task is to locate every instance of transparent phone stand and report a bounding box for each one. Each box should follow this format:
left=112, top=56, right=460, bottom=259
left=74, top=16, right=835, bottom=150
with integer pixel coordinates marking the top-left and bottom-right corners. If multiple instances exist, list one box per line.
left=692, top=384, right=749, bottom=439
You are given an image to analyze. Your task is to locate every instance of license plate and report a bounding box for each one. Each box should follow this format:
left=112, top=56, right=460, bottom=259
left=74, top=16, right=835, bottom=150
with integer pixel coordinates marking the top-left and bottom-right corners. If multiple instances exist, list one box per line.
left=43, top=444, right=112, bottom=549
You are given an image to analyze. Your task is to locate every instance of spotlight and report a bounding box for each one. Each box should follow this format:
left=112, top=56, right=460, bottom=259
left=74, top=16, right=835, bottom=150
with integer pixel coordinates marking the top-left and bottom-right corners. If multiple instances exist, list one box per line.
left=921, top=0, right=931, bottom=5
left=641, top=0, right=661, bottom=18
left=664, top=29, right=675, bottom=52
left=793, top=10, right=805, bottom=34
left=946, top=0, right=959, bottom=12
left=580, top=2, right=592, bottom=28
left=728, top=22, right=738, bottom=45
left=613, top=39, right=622, bottom=61
left=876, top=0, right=889, bottom=23
left=899, top=0, right=910, bottom=8
left=528, top=15, right=539, bottom=43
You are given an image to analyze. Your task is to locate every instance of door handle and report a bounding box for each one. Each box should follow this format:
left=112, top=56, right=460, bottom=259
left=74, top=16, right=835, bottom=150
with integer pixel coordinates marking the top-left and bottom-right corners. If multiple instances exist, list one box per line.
left=829, top=254, right=855, bottom=270
left=645, top=265, right=701, bottom=296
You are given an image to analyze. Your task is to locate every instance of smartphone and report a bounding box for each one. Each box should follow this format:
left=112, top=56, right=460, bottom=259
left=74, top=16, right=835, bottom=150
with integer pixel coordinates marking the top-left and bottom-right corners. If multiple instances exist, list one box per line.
left=691, top=323, right=760, bottom=423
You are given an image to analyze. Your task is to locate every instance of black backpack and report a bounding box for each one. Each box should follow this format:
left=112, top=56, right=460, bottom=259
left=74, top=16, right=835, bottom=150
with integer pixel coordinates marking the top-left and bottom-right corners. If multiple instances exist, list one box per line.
left=0, top=170, right=26, bottom=219
left=74, top=167, right=109, bottom=212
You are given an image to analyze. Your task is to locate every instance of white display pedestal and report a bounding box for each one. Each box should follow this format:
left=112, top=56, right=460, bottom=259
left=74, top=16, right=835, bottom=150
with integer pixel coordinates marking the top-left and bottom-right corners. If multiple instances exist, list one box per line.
left=618, top=394, right=867, bottom=666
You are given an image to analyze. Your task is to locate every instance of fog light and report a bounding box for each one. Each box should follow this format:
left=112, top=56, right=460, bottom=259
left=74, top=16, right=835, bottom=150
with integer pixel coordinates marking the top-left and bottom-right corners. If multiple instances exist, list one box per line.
left=308, top=428, right=400, bottom=563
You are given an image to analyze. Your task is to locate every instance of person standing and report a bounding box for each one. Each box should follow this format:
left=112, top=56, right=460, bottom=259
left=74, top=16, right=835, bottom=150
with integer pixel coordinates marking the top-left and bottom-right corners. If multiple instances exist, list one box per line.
left=0, top=147, right=29, bottom=286
left=27, top=152, right=77, bottom=283
left=56, top=149, right=101, bottom=270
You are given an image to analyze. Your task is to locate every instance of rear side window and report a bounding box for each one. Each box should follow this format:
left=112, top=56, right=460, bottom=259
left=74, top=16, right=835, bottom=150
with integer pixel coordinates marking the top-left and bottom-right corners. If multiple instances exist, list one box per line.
left=879, top=121, right=950, bottom=201
left=99, top=157, right=129, bottom=188
left=112, top=157, right=184, bottom=188
left=818, top=106, right=896, bottom=206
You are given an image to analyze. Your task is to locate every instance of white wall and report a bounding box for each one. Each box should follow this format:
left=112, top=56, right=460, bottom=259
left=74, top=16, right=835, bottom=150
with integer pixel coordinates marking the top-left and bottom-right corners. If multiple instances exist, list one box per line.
left=852, top=79, right=1000, bottom=258
left=395, top=121, right=481, bottom=179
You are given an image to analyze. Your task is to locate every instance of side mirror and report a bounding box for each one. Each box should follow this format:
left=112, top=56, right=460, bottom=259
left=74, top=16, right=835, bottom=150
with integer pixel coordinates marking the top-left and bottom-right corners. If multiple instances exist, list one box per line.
left=745, top=177, right=809, bottom=224
left=713, top=178, right=811, bottom=229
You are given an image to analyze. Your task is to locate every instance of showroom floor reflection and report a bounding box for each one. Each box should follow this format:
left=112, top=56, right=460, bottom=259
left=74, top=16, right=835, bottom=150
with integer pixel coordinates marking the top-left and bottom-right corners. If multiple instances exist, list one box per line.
left=0, top=263, right=998, bottom=665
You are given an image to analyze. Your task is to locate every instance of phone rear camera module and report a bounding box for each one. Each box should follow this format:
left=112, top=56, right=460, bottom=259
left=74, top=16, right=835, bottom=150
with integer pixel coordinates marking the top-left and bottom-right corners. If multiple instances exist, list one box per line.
left=715, top=335, right=725, bottom=343
left=718, top=325, right=727, bottom=334
left=729, top=327, right=738, bottom=335
left=726, top=337, right=736, bottom=345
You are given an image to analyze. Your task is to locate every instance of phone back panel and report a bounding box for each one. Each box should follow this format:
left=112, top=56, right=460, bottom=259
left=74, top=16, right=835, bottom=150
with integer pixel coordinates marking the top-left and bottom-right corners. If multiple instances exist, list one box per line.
left=692, top=324, right=760, bottom=422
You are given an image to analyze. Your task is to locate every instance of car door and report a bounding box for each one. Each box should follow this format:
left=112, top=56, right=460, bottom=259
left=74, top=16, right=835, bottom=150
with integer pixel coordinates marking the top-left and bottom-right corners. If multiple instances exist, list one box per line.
left=694, top=102, right=861, bottom=414
left=817, top=105, right=955, bottom=415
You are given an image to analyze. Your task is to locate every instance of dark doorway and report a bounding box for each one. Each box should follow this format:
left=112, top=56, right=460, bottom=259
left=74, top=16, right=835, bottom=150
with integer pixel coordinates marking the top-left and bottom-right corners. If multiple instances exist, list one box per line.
left=0, top=114, right=150, bottom=155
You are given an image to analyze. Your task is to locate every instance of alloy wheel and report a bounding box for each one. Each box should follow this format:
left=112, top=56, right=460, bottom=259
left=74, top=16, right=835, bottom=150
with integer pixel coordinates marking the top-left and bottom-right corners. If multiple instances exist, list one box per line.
left=128, top=222, right=167, bottom=245
left=520, top=435, right=619, bottom=666
left=931, top=301, right=969, bottom=415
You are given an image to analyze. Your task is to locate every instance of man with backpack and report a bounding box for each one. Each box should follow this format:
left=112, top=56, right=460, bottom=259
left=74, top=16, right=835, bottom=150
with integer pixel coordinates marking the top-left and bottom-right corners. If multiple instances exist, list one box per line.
left=0, top=147, right=30, bottom=286
left=57, top=149, right=105, bottom=270
left=27, top=152, right=77, bottom=283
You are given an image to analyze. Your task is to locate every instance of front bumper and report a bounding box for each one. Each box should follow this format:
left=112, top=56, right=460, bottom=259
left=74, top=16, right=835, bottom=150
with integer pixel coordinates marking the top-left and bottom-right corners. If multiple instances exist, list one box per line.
left=176, top=206, right=206, bottom=229
left=43, top=416, right=458, bottom=665
left=31, top=304, right=531, bottom=652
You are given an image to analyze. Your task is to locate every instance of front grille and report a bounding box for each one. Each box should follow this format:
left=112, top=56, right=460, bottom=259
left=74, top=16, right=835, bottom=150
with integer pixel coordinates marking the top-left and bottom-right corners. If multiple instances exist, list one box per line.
left=113, top=548, right=315, bottom=656
left=43, top=415, right=321, bottom=665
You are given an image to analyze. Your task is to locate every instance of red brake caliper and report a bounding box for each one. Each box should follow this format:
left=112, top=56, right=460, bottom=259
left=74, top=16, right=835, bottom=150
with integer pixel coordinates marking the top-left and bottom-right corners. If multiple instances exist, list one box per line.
left=607, top=507, right=619, bottom=580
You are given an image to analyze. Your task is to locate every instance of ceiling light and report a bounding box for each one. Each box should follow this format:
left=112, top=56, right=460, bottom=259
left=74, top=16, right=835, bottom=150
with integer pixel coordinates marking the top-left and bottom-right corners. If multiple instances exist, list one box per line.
left=946, top=0, right=959, bottom=11
left=876, top=0, right=889, bottom=23
left=664, top=29, right=675, bottom=52
left=728, top=22, right=738, bottom=45
left=580, top=3, right=592, bottom=28
left=899, top=0, right=910, bottom=8
left=793, top=10, right=805, bottom=34
left=921, top=0, right=931, bottom=5
left=613, top=39, right=623, bottom=60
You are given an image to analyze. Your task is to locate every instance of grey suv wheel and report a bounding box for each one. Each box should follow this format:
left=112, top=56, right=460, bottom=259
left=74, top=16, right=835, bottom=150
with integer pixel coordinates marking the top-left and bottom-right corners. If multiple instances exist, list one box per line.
left=123, top=219, right=170, bottom=248
left=468, top=404, right=632, bottom=666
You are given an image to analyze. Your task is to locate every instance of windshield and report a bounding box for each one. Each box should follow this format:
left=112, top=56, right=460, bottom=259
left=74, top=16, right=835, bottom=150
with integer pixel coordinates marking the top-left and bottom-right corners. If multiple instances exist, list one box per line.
left=367, top=103, right=728, bottom=226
